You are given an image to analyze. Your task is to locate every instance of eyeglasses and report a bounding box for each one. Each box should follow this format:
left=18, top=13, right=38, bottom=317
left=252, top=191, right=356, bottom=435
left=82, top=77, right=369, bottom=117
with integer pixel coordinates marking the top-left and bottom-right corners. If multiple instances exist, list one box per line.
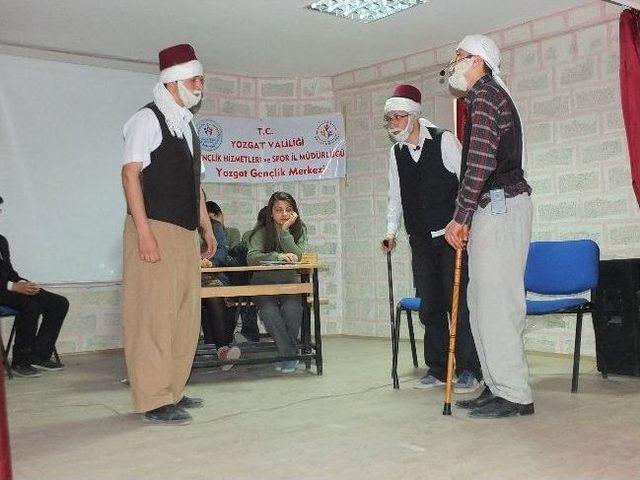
left=447, top=53, right=474, bottom=74
left=383, top=113, right=410, bottom=123
left=185, top=75, right=205, bottom=86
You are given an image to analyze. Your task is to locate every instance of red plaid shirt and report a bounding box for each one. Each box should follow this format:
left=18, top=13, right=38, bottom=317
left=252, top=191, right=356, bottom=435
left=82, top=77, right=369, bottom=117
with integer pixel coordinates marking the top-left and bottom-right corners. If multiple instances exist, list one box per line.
left=453, top=75, right=530, bottom=225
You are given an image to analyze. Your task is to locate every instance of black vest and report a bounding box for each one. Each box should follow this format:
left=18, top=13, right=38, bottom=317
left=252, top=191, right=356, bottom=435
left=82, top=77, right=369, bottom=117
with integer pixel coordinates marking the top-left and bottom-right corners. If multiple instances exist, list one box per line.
left=141, top=103, right=201, bottom=231
left=395, top=127, right=459, bottom=236
left=461, top=83, right=526, bottom=197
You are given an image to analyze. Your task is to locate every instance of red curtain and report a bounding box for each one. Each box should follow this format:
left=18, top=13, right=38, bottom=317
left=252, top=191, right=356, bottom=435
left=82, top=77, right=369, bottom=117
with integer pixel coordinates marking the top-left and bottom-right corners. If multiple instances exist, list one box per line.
left=455, top=98, right=467, bottom=143
left=620, top=8, right=640, bottom=206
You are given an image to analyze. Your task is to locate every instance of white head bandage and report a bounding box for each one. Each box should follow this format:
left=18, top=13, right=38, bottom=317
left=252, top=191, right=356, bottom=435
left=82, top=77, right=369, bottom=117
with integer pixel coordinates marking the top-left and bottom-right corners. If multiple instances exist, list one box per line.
left=457, top=34, right=528, bottom=171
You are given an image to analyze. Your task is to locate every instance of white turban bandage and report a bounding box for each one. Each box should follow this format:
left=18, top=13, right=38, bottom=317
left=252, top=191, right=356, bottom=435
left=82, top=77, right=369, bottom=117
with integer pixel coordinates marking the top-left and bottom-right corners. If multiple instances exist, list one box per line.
left=160, top=59, right=204, bottom=84
left=384, top=97, right=421, bottom=115
left=458, top=35, right=502, bottom=75
left=457, top=34, right=528, bottom=171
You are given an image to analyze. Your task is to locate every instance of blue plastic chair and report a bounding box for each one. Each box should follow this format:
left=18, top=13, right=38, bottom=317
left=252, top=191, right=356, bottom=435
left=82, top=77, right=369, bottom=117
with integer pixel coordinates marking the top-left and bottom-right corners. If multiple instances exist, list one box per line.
left=0, top=306, right=19, bottom=378
left=391, top=297, right=420, bottom=389
left=524, top=240, right=600, bottom=393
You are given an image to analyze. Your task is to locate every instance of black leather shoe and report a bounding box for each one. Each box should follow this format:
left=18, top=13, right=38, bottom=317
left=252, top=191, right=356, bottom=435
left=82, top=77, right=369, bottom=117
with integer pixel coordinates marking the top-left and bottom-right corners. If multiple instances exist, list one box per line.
left=468, top=397, right=535, bottom=418
left=143, top=405, right=192, bottom=425
left=176, top=396, right=204, bottom=409
left=456, top=386, right=495, bottom=409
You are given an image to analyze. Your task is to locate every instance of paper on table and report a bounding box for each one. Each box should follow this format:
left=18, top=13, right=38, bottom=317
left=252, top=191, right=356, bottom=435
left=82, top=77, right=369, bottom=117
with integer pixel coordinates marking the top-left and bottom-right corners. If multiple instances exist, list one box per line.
left=259, top=260, right=301, bottom=265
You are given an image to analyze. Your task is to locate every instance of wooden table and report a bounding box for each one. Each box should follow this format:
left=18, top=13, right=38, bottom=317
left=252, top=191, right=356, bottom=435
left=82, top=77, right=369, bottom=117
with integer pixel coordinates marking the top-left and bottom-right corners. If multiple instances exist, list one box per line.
left=196, top=263, right=323, bottom=374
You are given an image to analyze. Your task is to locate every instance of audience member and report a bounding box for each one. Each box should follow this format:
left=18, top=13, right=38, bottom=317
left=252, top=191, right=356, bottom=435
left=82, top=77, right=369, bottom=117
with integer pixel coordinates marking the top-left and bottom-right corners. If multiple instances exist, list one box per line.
left=0, top=196, right=68, bottom=378
left=247, top=192, right=307, bottom=373
left=202, top=201, right=240, bottom=367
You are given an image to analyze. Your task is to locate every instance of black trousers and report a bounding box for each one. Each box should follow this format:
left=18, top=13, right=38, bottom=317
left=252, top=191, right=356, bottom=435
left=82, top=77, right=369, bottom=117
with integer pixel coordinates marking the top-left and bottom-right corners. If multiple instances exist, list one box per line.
left=201, top=299, right=237, bottom=348
left=238, top=304, right=260, bottom=342
left=409, top=234, right=481, bottom=381
left=226, top=271, right=260, bottom=342
left=0, top=288, right=69, bottom=365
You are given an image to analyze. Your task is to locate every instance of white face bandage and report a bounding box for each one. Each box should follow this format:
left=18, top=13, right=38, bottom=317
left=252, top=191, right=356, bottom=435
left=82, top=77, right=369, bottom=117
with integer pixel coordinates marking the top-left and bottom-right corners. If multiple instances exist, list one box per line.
left=448, top=58, right=474, bottom=93
left=388, top=115, right=415, bottom=142
left=177, top=80, right=202, bottom=109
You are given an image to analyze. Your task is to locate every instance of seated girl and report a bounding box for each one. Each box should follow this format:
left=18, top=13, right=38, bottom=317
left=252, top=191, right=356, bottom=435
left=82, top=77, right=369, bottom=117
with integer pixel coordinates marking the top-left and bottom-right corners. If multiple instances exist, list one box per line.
left=202, top=201, right=240, bottom=369
left=246, top=192, right=307, bottom=373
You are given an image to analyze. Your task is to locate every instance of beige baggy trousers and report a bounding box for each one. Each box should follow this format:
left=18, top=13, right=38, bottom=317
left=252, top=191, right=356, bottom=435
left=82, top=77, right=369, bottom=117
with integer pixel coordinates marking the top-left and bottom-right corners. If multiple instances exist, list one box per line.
left=122, top=216, right=200, bottom=413
left=467, top=193, right=533, bottom=405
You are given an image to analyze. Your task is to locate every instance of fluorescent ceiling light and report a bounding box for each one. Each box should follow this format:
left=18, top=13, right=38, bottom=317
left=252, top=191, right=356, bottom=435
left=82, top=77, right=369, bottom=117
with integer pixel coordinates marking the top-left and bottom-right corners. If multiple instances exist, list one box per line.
left=308, top=0, right=431, bottom=23
left=601, top=0, right=640, bottom=9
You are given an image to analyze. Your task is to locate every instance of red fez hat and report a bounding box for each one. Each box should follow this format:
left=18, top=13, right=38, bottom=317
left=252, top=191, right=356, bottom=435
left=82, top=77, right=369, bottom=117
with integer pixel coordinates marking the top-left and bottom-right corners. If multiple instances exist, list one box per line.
left=158, top=44, right=203, bottom=83
left=385, top=84, right=422, bottom=114
left=391, top=84, right=421, bottom=104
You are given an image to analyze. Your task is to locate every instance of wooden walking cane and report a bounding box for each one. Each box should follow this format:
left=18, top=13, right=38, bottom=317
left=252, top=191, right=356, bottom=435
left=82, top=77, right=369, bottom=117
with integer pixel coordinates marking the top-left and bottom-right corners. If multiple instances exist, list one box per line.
left=443, top=248, right=463, bottom=416
left=383, top=240, right=399, bottom=389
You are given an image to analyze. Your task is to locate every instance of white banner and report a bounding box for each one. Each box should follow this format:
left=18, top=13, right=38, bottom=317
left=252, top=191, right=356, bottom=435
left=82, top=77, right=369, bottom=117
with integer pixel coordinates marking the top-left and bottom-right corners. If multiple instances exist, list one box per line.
left=197, top=113, right=346, bottom=183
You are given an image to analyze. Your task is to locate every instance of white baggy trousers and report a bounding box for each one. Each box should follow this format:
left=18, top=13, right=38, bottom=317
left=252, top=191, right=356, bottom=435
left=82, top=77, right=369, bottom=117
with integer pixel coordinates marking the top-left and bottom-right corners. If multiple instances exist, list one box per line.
left=467, top=193, right=533, bottom=404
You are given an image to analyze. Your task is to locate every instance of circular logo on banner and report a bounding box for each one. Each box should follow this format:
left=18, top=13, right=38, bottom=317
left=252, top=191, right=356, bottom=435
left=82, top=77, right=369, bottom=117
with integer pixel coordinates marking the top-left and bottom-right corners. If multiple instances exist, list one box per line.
left=197, top=119, right=223, bottom=151
left=314, top=120, right=339, bottom=146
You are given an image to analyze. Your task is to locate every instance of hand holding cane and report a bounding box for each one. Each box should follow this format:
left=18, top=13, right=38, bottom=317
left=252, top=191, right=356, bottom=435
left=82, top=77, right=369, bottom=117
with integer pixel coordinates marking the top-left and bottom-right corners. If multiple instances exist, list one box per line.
left=443, top=248, right=463, bottom=415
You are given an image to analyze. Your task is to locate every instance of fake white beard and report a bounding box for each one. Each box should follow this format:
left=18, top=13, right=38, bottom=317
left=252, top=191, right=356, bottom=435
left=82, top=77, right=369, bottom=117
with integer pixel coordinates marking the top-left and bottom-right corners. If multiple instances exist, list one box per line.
left=177, top=80, right=202, bottom=109
left=388, top=117, right=414, bottom=142
left=448, top=58, right=474, bottom=93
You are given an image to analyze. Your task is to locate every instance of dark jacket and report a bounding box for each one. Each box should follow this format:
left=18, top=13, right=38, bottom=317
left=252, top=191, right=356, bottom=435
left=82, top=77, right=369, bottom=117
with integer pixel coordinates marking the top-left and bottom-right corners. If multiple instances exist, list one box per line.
left=0, top=235, right=25, bottom=296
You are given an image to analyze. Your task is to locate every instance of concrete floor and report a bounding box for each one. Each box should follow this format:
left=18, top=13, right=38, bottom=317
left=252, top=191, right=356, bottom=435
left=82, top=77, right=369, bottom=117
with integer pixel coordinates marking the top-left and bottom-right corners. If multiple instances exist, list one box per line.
left=5, top=336, right=640, bottom=480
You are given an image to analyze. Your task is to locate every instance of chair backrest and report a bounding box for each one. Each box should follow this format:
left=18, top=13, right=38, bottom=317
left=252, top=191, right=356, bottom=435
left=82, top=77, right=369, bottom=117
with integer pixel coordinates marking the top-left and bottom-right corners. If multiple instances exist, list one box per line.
left=0, top=306, right=18, bottom=317
left=524, top=240, right=599, bottom=295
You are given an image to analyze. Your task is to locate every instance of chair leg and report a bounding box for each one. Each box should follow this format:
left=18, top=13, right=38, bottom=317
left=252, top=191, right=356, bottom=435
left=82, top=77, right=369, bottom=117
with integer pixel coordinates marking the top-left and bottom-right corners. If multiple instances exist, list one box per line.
left=7, top=324, right=16, bottom=359
left=53, top=346, right=61, bottom=365
left=0, top=331, right=11, bottom=379
left=406, top=310, right=418, bottom=368
left=572, top=311, right=583, bottom=393
left=4, top=322, right=16, bottom=379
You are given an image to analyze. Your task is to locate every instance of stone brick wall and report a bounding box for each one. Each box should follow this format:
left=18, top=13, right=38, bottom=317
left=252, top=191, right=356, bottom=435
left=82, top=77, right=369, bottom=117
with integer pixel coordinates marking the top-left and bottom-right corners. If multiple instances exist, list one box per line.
left=333, top=1, right=637, bottom=356
left=27, top=1, right=636, bottom=358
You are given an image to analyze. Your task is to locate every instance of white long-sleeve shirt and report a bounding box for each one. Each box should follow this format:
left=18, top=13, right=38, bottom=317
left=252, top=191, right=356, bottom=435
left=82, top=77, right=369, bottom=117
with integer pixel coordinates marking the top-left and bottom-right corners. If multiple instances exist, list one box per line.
left=386, top=118, right=463, bottom=237
left=122, top=102, right=204, bottom=174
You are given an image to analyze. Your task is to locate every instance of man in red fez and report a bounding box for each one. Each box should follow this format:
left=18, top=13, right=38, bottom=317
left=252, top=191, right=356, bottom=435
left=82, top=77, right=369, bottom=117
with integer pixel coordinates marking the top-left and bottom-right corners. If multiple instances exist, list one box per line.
left=121, top=43, right=216, bottom=425
left=381, top=84, right=482, bottom=394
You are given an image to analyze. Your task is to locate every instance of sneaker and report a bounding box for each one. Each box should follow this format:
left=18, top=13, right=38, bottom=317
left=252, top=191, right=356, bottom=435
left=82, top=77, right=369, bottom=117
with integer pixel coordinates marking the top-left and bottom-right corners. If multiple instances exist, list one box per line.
left=11, top=364, right=42, bottom=378
left=217, top=346, right=241, bottom=371
left=413, top=373, right=444, bottom=389
left=176, top=396, right=204, bottom=409
left=274, top=362, right=283, bottom=371
left=454, top=371, right=483, bottom=394
left=31, top=358, right=64, bottom=371
left=280, top=360, right=299, bottom=373
left=143, top=405, right=192, bottom=425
